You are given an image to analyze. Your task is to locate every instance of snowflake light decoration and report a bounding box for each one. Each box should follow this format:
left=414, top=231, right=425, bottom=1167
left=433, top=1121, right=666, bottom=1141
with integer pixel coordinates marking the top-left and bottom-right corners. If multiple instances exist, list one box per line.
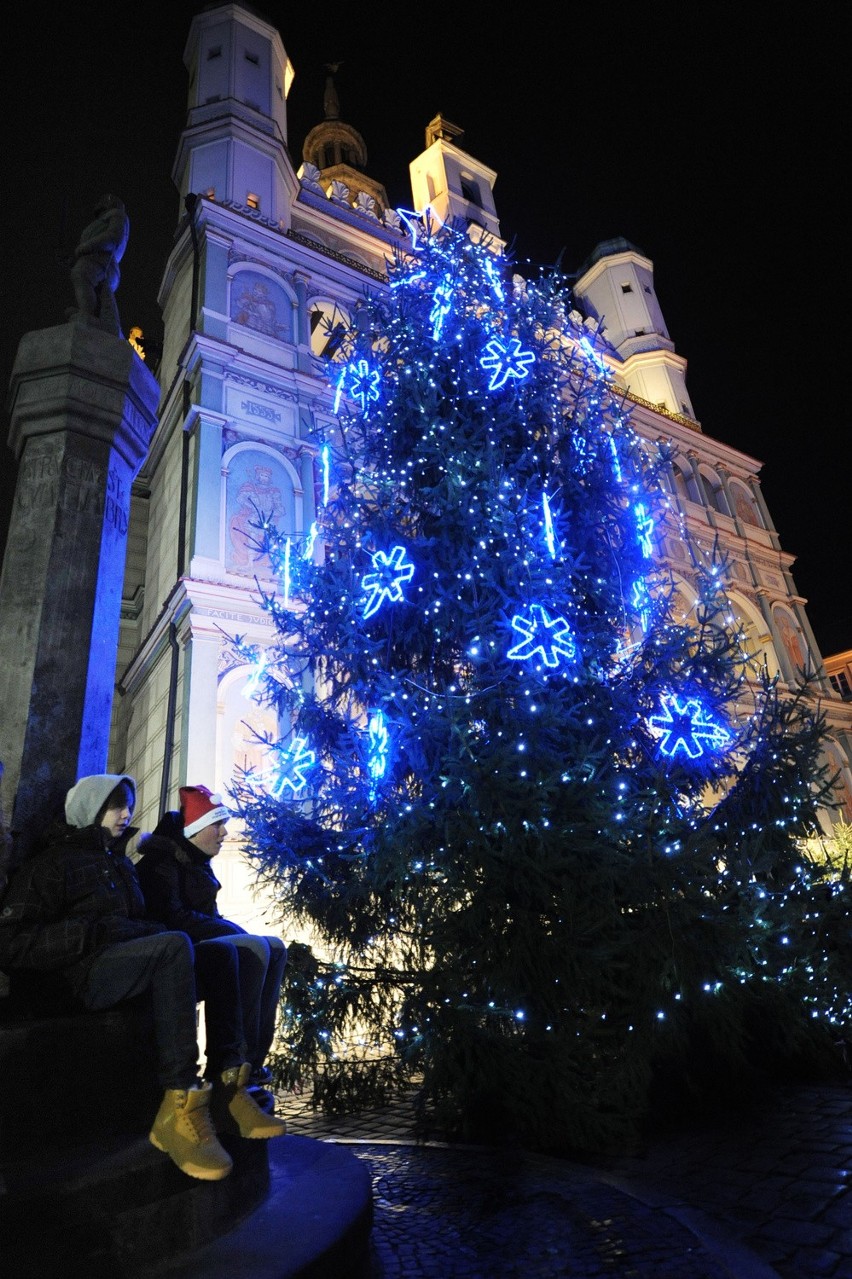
left=507, top=605, right=579, bottom=669
left=479, top=336, right=535, bottom=391
left=268, top=735, right=316, bottom=797
left=648, top=693, right=731, bottom=760
left=360, top=545, right=416, bottom=620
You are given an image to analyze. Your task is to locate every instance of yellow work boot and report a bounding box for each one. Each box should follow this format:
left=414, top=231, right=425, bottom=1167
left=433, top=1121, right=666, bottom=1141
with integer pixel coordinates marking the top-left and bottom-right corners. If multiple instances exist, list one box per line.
left=149, top=1081, right=233, bottom=1180
left=212, top=1063, right=287, bottom=1139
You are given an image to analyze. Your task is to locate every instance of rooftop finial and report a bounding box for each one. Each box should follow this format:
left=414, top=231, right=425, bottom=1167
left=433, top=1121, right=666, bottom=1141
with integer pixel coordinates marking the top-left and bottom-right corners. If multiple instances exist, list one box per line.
left=323, top=63, right=341, bottom=120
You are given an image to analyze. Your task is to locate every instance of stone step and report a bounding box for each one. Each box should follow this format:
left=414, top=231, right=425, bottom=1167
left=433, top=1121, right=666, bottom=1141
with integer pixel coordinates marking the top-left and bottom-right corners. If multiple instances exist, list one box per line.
left=1, top=1130, right=269, bottom=1276
left=0, top=1134, right=372, bottom=1278
left=136, top=1136, right=374, bottom=1279
left=0, top=997, right=160, bottom=1158
left=0, top=995, right=373, bottom=1276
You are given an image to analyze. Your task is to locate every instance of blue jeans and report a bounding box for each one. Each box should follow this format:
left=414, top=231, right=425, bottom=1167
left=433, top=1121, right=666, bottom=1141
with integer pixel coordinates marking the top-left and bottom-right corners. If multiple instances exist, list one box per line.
left=80, top=931, right=199, bottom=1090
left=228, top=935, right=287, bottom=1071
left=192, top=937, right=253, bottom=1078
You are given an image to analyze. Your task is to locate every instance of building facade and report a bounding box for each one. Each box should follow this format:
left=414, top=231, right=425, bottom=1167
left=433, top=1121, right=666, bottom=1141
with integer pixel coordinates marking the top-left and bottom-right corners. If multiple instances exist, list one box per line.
left=112, top=3, right=852, bottom=924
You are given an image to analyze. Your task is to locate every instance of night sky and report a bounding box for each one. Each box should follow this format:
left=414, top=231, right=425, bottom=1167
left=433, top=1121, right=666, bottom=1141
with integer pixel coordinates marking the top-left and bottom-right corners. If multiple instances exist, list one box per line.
left=2, top=3, right=848, bottom=656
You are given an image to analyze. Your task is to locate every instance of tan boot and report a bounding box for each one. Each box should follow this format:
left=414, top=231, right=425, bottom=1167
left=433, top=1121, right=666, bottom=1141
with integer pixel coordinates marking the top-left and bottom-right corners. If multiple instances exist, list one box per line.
left=149, top=1081, right=233, bottom=1180
left=212, top=1063, right=287, bottom=1139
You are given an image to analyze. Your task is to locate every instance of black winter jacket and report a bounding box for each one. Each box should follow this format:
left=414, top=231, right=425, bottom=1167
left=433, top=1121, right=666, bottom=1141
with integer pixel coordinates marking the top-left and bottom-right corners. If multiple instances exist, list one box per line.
left=136, top=811, right=247, bottom=943
left=0, top=821, right=168, bottom=1000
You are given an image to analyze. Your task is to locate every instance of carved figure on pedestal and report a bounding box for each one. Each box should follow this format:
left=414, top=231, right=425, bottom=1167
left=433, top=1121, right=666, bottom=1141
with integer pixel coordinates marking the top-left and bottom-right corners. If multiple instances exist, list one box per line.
left=68, top=194, right=130, bottom=335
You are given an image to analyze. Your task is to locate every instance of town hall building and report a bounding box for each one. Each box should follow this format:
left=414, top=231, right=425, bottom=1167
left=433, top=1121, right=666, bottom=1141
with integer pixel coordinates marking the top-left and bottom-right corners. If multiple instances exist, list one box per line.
left=111, top=2, right=852, bottom=924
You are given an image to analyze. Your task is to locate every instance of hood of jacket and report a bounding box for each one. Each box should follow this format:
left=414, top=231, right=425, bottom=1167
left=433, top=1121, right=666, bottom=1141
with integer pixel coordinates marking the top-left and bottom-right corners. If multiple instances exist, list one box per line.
left=65, top=774, right=136, bottom=829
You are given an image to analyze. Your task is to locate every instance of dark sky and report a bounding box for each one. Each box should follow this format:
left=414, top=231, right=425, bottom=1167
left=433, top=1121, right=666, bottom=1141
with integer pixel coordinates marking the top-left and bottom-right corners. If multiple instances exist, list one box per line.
left=2, top=3, right=849, bottom=656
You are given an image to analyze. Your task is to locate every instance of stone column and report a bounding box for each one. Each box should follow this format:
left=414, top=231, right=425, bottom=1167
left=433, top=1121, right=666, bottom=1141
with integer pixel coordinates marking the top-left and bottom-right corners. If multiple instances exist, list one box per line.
left=0, top=320, right=159, bottom=853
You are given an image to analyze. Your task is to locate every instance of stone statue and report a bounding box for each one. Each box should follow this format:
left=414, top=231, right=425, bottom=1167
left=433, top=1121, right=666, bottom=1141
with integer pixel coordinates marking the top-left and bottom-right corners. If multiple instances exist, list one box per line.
left=68, top=194, right=130, bottom=335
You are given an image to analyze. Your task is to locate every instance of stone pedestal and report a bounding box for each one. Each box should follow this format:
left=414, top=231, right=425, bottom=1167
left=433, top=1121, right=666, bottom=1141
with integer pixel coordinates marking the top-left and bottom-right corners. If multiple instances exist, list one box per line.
left=0, top=319, right=159, bottom=853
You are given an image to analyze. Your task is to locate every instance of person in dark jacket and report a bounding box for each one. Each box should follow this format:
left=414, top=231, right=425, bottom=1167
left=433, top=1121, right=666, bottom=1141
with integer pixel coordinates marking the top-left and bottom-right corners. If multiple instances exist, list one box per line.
left=0, top=774, right=285, bottom=1180
left=137, top=785, right=287, bottom=1090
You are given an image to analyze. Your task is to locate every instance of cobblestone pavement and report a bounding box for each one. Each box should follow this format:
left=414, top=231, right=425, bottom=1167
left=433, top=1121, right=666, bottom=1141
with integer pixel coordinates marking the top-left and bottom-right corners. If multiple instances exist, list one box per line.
left=283, top=1081, right=851, bottom=1279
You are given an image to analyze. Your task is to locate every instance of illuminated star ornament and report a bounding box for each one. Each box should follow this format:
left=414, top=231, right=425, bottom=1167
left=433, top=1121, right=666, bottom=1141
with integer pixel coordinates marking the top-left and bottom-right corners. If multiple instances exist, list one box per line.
left=334, top=358, right=381, bottom=415
left=507, top=605, right=579, bottom=669
left=479, top=336, right=535, bottom=390
left=648, top=693, right=731, bottom=760
left=269, top=735, right=316, bottom=796
left=361, top=545, right=415, bottom=619
left=396, top=206, right=446, bottom=250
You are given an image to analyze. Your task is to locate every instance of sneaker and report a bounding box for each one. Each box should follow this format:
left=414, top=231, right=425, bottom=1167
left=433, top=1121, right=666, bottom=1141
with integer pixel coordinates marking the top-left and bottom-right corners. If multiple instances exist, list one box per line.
left=149, top=1081, right=233, bottom=1180
left=212, top=1063, right=287, bottom=1139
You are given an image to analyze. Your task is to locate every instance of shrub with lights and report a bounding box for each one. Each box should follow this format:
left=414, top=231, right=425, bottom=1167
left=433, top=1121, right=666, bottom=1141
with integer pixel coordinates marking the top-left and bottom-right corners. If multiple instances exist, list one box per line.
left=232, top=217, right=849, bottom=1153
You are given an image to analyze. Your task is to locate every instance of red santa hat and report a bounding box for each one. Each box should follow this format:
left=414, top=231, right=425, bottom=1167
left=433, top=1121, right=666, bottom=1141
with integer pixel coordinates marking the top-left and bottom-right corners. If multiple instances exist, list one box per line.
left=180, top=785, right=230, bottom=838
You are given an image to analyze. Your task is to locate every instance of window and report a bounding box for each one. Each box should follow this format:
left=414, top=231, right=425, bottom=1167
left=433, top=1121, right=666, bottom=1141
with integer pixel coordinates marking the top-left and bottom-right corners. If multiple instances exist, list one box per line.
left=621, top=283, right=633, bottom=294
left=634, top=328, right=646, bottom=336
left=830, top=672, right=851, bottom=699
left=309, top=301, right=352, bottom=362
left=460, top=177, right=481, bottom=207
left=246, top=193, right=260, bottom=210
left=643, top=285, right=652, bottom=294
left=245, top=50, right=259, bottom=65
left=207, top=46, right=222, bottom=60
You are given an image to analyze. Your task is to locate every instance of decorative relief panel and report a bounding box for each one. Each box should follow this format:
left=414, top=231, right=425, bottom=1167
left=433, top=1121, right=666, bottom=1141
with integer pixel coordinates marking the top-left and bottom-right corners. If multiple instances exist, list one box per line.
left=230, top=269, right=291, bottom=342
left=225, top=448, right=291, bottom=577
left=772, top=606, right=808, bottom=671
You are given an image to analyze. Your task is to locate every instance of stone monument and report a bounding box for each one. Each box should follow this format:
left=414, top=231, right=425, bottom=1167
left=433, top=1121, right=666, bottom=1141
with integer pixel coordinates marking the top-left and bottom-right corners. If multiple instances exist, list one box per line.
left=0, top=195, right=159, bottom=862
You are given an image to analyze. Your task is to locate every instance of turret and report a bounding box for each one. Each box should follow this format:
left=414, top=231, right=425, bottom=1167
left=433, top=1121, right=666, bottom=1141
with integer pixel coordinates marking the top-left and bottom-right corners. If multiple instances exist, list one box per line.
left=574, top=238, right=696, bottom=421
left=409, top=115, right=503, bottom=246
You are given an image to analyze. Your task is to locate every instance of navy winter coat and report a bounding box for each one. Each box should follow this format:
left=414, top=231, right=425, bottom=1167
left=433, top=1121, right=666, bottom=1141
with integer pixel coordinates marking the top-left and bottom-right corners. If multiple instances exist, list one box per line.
left=135, top=811, right=247, bottom=943
left=0, top=822, right=167, bottom=1000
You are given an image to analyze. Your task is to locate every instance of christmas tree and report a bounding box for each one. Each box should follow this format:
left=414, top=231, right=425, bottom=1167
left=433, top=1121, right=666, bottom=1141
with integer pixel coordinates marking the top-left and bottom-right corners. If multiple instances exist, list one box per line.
left=232, top=218, right=849, bottom=1154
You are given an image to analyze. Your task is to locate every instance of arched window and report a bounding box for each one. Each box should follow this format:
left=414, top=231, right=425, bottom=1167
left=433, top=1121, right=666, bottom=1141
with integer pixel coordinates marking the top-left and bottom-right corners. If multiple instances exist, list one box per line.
left=699, top=467, right=731, bottom=516
left=309, top=299, right=353, bottom=361
left=725, top=593, right=780, bottom=680
left=670, top=458, right=698, bottom=505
